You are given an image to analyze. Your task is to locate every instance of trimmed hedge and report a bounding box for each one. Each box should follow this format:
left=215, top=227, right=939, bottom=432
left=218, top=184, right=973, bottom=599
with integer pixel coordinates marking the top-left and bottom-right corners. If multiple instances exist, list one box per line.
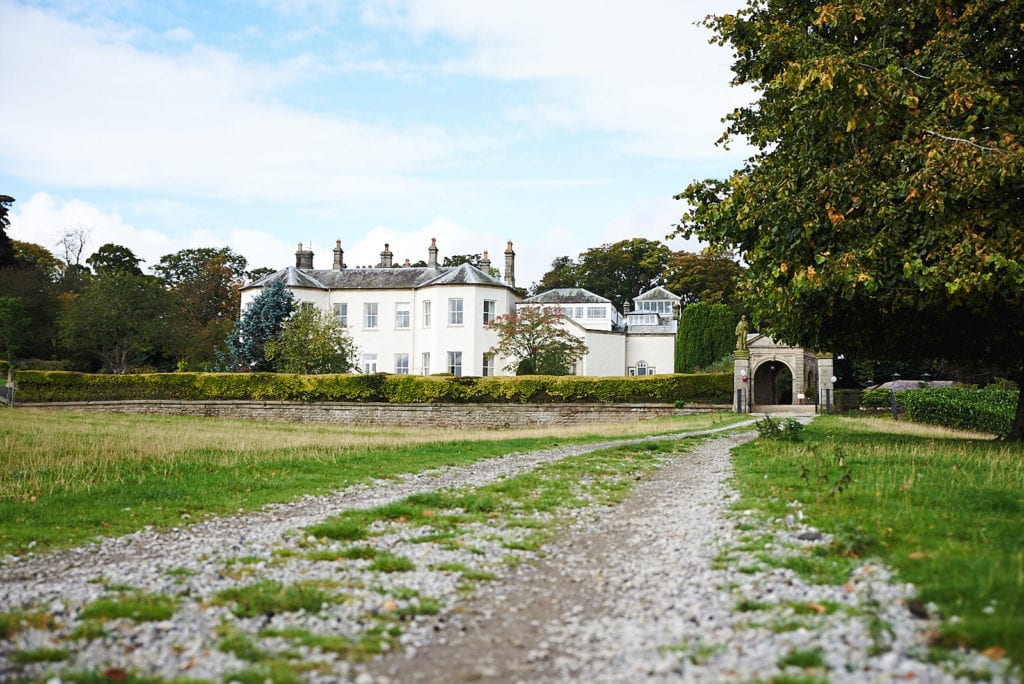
left=861, top=387, right=908, bottom=410
left=14, top=371, right=733, bottom=405
left=861, top=386, right=1016, bottom=438
left=901, top=386, right=1017, bottom=438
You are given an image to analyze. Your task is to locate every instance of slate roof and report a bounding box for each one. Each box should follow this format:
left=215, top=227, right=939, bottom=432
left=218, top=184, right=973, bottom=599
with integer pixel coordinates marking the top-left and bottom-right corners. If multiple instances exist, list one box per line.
left=634, top=286, right=680, bottom=302
left=522, top=288, right=611, bottom=305
left=245, top=262, right=510, bottom=291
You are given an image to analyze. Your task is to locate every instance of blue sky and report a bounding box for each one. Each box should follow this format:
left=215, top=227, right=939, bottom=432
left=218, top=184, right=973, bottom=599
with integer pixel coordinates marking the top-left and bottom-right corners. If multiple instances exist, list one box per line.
left=1, top=0, right=749, bottom=287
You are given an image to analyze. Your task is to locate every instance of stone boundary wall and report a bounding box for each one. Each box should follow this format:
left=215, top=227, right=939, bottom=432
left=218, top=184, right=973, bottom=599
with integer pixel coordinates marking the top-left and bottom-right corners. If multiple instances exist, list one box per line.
left=18, top=400, right=729, bottom=429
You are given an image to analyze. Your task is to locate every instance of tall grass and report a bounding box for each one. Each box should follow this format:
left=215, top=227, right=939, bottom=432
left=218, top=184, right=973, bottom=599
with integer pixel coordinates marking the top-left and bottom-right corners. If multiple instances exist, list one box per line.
left=732, top=415, right=1024, bottom=667
left=0, top=409, right=741, bottom=554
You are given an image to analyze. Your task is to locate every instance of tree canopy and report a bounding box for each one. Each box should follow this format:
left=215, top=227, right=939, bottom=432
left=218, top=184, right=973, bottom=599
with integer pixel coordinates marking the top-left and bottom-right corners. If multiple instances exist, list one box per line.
left=59, top=273, right=180, bottom=373
left=0, top=297, right=31, bottom=364
left=13, top=241, right=64, bottom=279
left=0, top=195, right=16, bottom=268
left=154, top=247, right=249, bottom=365
left=675, top=0, right=1024, bottom=438
left=265, top=305, right=357, bottom=374
left=487, top=306, right=588, bottom=375
left=664, top=250, right=745, bottom=311
left=0, top=264, right=60, bottom=361
left=86, top=243, right=143, bottom=277
left=532, top=238, right=671, bottom=309
left=222, top=279, right=295, bottom=371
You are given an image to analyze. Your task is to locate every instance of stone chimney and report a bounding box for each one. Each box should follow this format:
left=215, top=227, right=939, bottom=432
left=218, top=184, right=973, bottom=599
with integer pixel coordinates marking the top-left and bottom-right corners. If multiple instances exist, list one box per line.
left=295, top=242, right=314, bottom=269
left=480, top=250, right=491, bottom=273
left=427, top=238, right=439, bottom=268
left=672, top=302, right=681, bottom=320
left=378, top=243, right=394, bottom=268
left=332, top=240, right=345, bottom=270
left=623, top=300, right=632, bottom=314
left=503, top=241, right=516, bottom=287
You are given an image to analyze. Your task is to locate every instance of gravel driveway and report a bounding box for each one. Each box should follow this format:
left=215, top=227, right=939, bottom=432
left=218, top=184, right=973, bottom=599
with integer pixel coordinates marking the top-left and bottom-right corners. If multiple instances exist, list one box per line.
left=0, top=426, right=1014, bottom=683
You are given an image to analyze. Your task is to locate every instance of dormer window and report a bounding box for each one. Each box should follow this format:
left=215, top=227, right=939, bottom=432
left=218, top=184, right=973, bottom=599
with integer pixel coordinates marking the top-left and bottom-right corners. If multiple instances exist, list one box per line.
left=636, top=300, right=673, bottom=315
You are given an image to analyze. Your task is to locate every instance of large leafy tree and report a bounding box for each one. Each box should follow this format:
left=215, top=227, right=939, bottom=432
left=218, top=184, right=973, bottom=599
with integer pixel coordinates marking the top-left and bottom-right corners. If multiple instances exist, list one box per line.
left=664, top=250, right=745, bottom=311
left=531, top=256, right=579, bottom=294
left=675, top=0, right=1024, bottom=439
left=59, top=274, right=180, bottom=373
left=223, top=278, right=295, bottom=371
left=0, top=297, right=31, bottom=364
left=265, top=306, right=357, bottom=374
left=0, top=195, right=16, bottom=267
left=1, top=241, right=63, bottom=361
left=488, top=306, right=588, bottom=375
left=153, top=247, right=249, bottom=365
left=675, top=302, right=735, bottom=373
left=13, top=241, right=64, bottom=280
left=532, top=239, right=672, bottom=309
left=0, top=265, right=60, bottom=361
left=86, top=243, right=144, bottom=277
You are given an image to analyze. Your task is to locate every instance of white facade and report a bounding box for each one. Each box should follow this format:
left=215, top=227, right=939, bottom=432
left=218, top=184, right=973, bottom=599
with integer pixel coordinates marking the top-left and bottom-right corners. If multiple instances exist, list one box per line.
left=240, top=240, right=520, bottom=376
left=242, top=242, right=685, bottom=377
left=517, top=287, right=680, bottom=377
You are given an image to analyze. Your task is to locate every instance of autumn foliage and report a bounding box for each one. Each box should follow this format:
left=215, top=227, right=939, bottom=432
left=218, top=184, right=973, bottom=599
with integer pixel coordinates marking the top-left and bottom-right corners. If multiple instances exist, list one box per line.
left=677, top=0, right=1024, bottom=438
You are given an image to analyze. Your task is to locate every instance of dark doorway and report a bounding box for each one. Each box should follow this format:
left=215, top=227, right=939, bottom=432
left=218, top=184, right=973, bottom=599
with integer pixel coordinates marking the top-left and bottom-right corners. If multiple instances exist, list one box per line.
left=753, top=361, right=793, bottom=405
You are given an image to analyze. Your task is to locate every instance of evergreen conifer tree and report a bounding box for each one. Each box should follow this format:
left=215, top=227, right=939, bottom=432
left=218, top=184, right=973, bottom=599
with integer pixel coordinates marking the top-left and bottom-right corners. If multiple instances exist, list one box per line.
left=222, top=279, right=295, bottom=371
left=675, top=302, right=734, bottom=373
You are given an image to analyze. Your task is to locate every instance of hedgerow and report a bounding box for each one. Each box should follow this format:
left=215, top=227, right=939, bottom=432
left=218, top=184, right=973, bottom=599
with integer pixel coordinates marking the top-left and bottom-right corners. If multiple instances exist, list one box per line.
left=861, top=385, right=1016, bottom=438
left=900, top=387, right=1016, bottom=438
left=13, top=371, right=733, bottom=405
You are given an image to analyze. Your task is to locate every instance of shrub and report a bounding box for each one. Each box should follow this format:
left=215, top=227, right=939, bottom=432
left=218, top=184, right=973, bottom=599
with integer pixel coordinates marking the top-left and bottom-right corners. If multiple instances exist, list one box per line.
left=15, top=371, right=733, bottom=405
left=860, top=387, right=900, bottom=410
left=860, top=386, right=1015, bottom=437
left=901, top=386, right=1015, bottom=437
left=755, top=416, right=804, bottom=441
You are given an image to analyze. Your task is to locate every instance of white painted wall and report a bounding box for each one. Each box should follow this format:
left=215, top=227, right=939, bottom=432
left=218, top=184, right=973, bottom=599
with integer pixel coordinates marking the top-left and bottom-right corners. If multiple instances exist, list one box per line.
left=580, top=330, right=627, bottom=376
left=241, top=280, right=679, bottom=378
left=326, top=283, right=517, bottom=376
left=625, top=334, right=676, bottom=375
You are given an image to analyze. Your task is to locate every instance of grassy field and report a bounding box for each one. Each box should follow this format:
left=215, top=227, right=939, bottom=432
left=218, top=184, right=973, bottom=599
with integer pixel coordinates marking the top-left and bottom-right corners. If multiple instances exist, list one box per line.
left=731, top=415, right=1024, bottom=670
left=3, top=408, right=1020, bottom=673
left=0, top=408, right=742, bottom=555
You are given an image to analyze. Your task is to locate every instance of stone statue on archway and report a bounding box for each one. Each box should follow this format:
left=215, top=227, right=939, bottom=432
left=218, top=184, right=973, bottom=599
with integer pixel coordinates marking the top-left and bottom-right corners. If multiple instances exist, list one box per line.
left=735, top=315, right=749, bottom=351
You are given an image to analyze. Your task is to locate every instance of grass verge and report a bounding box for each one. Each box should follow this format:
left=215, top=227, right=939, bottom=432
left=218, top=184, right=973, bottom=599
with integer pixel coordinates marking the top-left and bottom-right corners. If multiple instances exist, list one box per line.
left=0, top=409, right=743, bottom=555
left=731, top=415, right=1023, bottom=669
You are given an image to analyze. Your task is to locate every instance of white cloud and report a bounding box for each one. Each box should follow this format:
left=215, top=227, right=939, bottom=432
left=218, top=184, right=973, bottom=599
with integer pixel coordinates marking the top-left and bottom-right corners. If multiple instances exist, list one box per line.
left=162, top=27, right=194, bottom=43
left=600, top=197, right=705, bottom=255
left=360, top=0, right=752, bottom=159
left=340, top=216, right=502, bottom=268
left=0, top=4, right=476, bottom=206
left=7, top=192, right=291, bottom=273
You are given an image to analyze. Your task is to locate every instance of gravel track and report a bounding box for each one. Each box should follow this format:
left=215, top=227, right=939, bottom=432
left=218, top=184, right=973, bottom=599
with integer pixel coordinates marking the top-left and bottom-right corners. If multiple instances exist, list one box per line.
left=1, top=423, right=1016, bottom=683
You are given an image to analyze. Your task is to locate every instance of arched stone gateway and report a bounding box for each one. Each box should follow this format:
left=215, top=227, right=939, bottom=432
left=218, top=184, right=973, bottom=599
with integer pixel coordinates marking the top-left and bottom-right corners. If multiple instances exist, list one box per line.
left=753, top=359, right=793, bottom=405
left=733, top=333, right=833, bottom=414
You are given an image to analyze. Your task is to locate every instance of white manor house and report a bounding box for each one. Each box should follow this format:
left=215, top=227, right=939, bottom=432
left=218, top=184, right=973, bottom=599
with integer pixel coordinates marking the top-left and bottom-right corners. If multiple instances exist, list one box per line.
left=240, top=239, right=681, bottom=377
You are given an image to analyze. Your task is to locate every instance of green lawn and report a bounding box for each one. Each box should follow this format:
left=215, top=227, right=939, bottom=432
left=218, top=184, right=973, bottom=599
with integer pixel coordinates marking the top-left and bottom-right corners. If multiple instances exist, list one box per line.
left=732, top=415, right=1024, bottom=669
left=0, top=408, right=742, bottom=555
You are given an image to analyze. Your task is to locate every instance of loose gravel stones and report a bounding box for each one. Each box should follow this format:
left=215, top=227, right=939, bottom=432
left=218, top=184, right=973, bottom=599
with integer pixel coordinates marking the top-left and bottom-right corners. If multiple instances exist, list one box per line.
left=0, top=426, right=1017, bottom=683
